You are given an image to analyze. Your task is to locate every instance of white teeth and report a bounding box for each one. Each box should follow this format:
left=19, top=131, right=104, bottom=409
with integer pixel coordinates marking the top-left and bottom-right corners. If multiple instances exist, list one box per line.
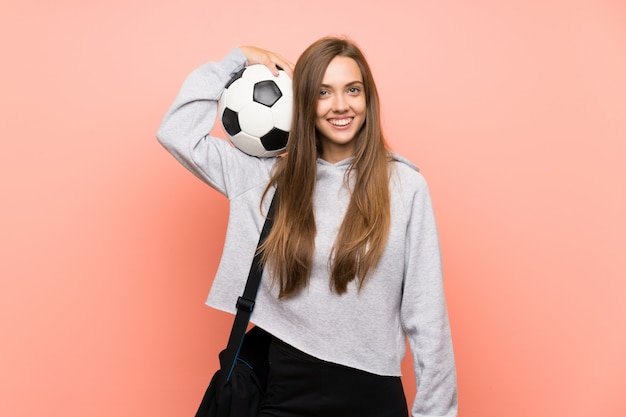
left=330, top=118, right=351, bottom=126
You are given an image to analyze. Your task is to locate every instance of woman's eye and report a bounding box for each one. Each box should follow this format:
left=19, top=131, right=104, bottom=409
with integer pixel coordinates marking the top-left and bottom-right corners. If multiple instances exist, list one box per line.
left=349, top=87, right=361, bottom=94
left=319, top=90, right=329, bottom=97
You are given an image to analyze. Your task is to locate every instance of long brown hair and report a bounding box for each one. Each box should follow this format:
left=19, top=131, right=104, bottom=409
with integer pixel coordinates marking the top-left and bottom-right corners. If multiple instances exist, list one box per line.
left=262, top=37, right=391, bottom=297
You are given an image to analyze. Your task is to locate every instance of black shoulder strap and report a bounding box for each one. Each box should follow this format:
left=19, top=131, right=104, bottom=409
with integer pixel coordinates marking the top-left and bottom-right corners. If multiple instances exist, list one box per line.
left=220, top=192, right=277, bottom=382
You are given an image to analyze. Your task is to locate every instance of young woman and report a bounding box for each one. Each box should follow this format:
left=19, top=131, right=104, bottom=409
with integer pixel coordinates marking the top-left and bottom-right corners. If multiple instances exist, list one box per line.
left=157, top=37, right=458, bottom=417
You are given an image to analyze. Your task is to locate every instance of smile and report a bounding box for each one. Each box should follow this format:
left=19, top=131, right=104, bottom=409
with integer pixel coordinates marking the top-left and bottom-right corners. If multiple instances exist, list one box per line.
left=328, top=118, right=353, bottom=126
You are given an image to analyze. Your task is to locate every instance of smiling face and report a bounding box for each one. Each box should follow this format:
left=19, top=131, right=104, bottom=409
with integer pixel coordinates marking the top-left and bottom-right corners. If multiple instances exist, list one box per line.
left=314, top=56, right=366, bottom=163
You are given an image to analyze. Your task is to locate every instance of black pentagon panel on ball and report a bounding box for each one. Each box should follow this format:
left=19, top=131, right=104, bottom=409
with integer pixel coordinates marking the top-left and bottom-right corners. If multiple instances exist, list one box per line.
left=225, top=67, right=246, bottom=89
left=222, top=108, right=242, bottom=136
left=260, top=128, right=289, bottom=151
left=253, top=80, right=282, bottom=107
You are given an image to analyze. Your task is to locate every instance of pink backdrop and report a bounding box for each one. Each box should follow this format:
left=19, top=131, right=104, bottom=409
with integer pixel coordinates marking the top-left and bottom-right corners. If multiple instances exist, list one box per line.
left=1, top=1, right=625, bottom=416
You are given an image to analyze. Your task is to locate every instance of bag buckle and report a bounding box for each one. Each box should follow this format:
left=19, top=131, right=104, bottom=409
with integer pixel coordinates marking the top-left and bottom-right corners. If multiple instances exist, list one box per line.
left=236, top=296, right=255, bottom=312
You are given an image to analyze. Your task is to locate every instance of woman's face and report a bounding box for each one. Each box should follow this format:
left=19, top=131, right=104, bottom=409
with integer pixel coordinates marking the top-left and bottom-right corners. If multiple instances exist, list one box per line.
left=315, top=56, right=366, bottom=162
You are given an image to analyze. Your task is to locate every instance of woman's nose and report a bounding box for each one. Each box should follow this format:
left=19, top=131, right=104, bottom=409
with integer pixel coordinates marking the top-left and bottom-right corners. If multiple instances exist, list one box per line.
left=331, top=94, right=348, bottom=112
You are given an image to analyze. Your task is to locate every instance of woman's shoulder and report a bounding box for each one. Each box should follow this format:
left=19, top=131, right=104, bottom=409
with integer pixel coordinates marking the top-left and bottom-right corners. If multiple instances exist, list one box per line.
left=388, top=152, right=427, bottom=186
left=387, top=153, right=433, bottom=215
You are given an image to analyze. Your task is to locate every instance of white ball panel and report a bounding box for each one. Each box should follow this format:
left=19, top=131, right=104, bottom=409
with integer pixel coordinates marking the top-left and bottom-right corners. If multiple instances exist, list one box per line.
left=238, top=103, right=274, bottom=137
left=273, top=72, right=293, bottom=97
left=230, top=131, right=268, bottom=157
left=222, top=79, right=254, bottom=112
left=241, top=64, right=274, bottom=82
left=271, top=97, right=293, bottom=131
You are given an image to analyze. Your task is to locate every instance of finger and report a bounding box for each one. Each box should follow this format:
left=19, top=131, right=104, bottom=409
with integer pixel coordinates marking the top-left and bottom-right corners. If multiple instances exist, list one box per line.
left=240, top=47, right=294, bottom=77
left=271, top=55, right=295, bottom=78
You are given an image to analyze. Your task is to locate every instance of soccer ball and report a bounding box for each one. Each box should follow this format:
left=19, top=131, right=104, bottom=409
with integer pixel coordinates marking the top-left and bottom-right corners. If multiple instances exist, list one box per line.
left=218, top=64, right=292, bottom=157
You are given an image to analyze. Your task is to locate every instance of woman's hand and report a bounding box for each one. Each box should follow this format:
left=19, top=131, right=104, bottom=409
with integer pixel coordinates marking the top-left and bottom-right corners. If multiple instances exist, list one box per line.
left=239, top=46, right=295, bottom=77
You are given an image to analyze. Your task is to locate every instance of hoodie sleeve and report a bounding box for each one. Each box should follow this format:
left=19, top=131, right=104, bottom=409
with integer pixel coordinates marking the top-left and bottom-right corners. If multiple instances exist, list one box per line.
left=156, top=48, right=271, bottom=198
left=400, top=173, right=458, bottom=417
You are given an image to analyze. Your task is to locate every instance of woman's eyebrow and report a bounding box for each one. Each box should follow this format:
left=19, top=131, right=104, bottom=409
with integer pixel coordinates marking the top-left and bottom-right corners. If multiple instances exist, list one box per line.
left=319, top=80, right=364, bottom=88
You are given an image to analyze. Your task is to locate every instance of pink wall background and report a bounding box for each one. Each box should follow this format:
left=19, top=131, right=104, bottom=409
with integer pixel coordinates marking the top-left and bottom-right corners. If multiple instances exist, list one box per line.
left=1, top=1, right=625, bottom=416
